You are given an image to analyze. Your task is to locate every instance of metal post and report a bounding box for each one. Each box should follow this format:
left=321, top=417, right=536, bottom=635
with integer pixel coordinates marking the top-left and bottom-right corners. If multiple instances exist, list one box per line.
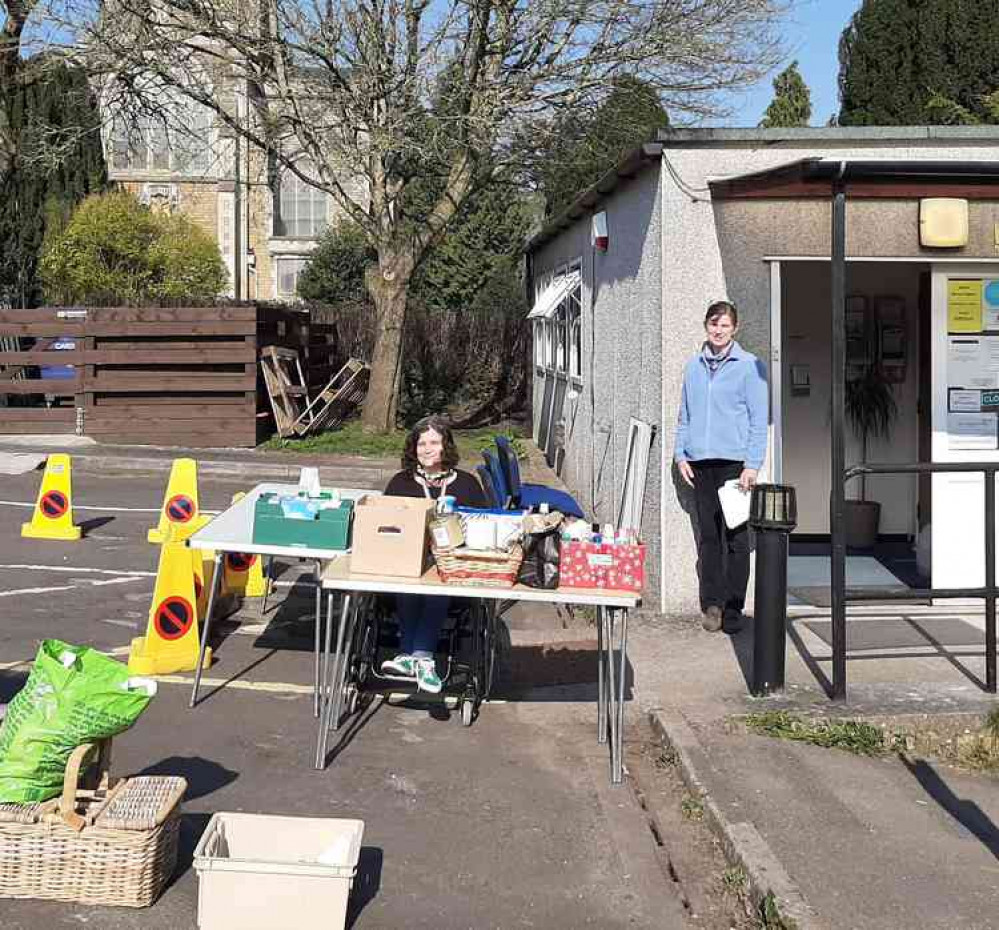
left=313, top=560, right=323, bottom=717
left=752, top=530, right=789, bottom=695
left=233, top=129, right=241, bottom=302
left=830, top=177, right=848, bottom=701
left=986, top=468, right=996, bottom=693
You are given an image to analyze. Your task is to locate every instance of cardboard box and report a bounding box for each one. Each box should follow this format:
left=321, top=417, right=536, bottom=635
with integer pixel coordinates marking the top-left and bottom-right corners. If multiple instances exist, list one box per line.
left=350, top=496, right=434, bottom=577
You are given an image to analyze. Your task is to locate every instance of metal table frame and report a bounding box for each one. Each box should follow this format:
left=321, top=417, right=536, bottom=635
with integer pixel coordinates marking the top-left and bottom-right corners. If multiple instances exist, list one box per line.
left=186, top=482, right=370, bottom=711
left=317, top=558, right=639, bottom=784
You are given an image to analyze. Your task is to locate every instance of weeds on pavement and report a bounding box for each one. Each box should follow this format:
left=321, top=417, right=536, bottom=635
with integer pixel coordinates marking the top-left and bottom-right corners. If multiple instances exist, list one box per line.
left=680, top=794, right=704, bottom=821
left=743, top=711, right=886, bottom=756
left=758, top=891, right=798, bottom=930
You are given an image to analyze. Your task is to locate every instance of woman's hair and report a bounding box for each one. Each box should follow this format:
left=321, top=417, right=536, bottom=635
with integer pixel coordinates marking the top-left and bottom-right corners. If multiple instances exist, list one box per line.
left=704, top=300, right=738, bottom=327
left=401, top=414, right=460, bottom=473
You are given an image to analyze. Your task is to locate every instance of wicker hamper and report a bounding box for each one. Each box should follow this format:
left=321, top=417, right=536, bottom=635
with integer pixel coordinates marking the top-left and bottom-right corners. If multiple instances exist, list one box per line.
left=0, top=740, right=186, bottom=907
left=432, top=543, right=524, bottom=587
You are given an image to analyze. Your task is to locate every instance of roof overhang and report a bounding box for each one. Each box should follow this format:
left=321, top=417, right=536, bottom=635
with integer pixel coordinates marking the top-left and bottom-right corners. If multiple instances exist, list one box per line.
left=709, top=157, right=999, bottom=200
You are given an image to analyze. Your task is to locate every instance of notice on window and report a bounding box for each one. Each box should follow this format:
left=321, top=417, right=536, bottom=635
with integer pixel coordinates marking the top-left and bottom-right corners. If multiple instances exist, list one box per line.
left=948, top=279, right=984, bottom=333
left=985, top=280, right=999, bottom=331
left=948, top=413, right=998, bottom=451
left=948, top=337, right=997, bottom=389
left=949, top=389, right=982, bottom=413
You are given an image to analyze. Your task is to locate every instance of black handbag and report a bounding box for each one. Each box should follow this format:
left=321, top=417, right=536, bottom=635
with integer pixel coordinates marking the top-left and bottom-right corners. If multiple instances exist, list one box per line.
left=518, top=526, right=561, bottom=589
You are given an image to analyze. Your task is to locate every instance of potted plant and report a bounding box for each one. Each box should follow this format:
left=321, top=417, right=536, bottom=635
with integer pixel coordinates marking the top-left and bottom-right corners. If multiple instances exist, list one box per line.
left=844, top=364, right=898, bottom=548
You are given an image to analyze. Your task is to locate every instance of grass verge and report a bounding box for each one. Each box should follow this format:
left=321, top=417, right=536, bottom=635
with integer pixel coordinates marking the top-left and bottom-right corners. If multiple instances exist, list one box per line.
left=260, top=420, right=526, bottom=463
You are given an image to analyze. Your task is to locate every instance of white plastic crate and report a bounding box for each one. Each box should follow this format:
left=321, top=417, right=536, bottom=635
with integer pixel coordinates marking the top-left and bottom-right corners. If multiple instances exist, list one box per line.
left=193, top=812, right=364, bottom=930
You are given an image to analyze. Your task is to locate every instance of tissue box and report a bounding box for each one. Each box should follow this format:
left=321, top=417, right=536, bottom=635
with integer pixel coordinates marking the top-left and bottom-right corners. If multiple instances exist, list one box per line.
left=252, top=493, right=353, bottom=550
left=559, top=541, right=646, bottom=592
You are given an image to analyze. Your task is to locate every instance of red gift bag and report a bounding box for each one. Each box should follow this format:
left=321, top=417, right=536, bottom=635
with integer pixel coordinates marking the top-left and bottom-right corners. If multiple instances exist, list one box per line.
left=559, top=541, right=646, bottom=592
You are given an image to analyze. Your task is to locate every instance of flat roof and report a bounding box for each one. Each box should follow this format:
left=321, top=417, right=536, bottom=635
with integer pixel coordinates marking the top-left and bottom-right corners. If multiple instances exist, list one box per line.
left=527, top=128, right=999, bottom=253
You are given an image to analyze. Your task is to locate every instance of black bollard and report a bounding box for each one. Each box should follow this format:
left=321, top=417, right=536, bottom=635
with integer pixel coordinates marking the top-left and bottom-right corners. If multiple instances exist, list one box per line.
left=748, top=484, right=798, bottom=696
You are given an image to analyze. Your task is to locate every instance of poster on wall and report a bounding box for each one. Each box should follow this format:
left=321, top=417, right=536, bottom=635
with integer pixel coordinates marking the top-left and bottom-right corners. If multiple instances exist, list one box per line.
left=947, top=413, right=998, bottom=450
left=984, top=280, right=999, bottom=331
left=946, top=278, right=999, bottom=451
left=948, top=279, right=984, bottom=333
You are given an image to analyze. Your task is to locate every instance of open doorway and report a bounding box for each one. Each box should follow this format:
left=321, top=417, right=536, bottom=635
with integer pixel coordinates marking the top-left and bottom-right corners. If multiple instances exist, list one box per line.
left=778, top=260, right=931, bottom=606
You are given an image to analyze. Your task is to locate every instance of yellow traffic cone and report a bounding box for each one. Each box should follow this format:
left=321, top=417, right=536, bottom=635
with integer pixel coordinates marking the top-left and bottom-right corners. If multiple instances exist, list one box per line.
left=21, top=453, right=82, bottom=541
left=222, top=492, right=272, bottom=599
left=128, top=539, right=211, bottom=675
left=147, top=458, right=199, bottom=544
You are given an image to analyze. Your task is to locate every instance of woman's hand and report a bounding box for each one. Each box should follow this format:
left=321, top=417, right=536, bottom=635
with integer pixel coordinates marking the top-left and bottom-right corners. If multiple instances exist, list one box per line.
left=678, top=460, right=695, bottom=487
left=739, top=468, right=758, bottom=493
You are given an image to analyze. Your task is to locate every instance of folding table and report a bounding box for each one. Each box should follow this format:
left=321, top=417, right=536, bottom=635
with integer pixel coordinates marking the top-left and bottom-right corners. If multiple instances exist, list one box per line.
left=318, top=557, right=641, bottom=784
left=186, top=482, right=370, bottom=710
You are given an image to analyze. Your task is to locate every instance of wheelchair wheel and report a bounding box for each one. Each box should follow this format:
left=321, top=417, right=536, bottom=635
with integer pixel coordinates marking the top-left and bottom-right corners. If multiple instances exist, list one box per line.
left=460, top=698, right=475, bottom=727
left=344, top=682, right=360, bottom=717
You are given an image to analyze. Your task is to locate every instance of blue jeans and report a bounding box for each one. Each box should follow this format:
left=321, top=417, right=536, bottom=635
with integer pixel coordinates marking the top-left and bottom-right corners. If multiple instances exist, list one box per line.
left=395, top=595, right=449, bottom=658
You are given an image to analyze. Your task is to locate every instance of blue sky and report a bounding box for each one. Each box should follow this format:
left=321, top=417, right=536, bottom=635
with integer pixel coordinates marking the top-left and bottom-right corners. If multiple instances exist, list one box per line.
left=725, top=0, right=862, bottom=127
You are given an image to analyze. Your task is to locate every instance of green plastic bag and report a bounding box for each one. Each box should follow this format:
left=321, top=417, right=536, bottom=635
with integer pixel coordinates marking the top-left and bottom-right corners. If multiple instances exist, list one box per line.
left=0, top=640, right=156, bottom=804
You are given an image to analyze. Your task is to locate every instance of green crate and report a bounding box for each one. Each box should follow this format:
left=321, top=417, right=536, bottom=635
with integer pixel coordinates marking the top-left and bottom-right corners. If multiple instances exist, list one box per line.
left=252, top=493, right=354, bottom=550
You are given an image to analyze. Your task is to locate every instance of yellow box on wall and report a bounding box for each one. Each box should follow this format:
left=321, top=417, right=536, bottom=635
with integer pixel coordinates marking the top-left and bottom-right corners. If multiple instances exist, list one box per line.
left=920, top=198, right=969, bottom=248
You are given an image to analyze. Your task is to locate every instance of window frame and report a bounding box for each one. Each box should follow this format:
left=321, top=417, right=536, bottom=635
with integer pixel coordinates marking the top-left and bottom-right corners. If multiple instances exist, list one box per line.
left=532, top=260, right=582, bottom=384
left=273, top=159, right=331, bottom=239
left=107, top=94, right=214, bottom=176
left=275, top=256, right=310, bottom=299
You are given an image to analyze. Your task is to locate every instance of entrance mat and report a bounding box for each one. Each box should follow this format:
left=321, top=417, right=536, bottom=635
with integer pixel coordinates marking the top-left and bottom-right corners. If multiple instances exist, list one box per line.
left=803, top=617, right=984, bottom=651
left=788, top=586, right=927, bottom=608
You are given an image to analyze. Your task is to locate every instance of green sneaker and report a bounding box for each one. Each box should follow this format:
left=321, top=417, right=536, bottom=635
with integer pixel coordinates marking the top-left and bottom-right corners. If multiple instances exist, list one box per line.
left=381, top=654, right=416, bottom=677
left=415, top=659, right=443, bottom=694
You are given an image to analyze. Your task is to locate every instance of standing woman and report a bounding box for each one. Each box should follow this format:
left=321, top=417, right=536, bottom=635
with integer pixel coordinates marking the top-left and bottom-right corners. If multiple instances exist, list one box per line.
left=381, top=415, right=487, bottom=692
left=674, top=301, right=769, bottom=633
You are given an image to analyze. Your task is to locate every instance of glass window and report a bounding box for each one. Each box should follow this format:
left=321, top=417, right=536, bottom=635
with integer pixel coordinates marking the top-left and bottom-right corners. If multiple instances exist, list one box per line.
left=554, top=302, right=567, bottom=371
left=276, top=257, right=308, bottom=298
left=275, top=162, right=329, bottom=238
left=567, top=277, right=582, bottom=379
left=534, top=323, right=545, bottom=367
left=108, top=96, right=213, bottom=175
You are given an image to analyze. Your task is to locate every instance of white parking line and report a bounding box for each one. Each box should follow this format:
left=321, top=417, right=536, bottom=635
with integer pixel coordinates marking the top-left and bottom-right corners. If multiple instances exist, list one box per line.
left=0, top=499, right=219, bottom=515
left=0, top=564, right=155, bottom=577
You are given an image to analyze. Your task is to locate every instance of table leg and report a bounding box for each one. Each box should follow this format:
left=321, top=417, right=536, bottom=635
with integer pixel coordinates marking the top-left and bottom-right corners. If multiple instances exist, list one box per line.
left=603, top=607, right=617, bottom=773
left=190, top=552, right=224, bottom=708
left=313, top=560, right=323, bottom=717
left=260, top=556, right=273, bottom=616
left=329, top=596, right=360, bottom=733
left=315, top=593, right=351, bottom=769
left=597, top=605, right=607, bottom=745
left=613, top=608, right=629, bottom=786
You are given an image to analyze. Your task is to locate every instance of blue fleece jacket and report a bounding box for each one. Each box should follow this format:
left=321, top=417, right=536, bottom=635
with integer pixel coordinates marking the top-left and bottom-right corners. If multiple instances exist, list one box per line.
left=674, top=341, right=769, bottom=470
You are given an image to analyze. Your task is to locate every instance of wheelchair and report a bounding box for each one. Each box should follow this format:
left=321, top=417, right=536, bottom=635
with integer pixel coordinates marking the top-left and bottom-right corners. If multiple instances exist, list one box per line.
left=322, top=591, right=498, bottom=733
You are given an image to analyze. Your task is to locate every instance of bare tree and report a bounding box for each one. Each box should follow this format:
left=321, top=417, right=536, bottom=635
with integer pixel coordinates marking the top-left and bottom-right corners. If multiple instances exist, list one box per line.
left=55, top=0, right=788, bottom=430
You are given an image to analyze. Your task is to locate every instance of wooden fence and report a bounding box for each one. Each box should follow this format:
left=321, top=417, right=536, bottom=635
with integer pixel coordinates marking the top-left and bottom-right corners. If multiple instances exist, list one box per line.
left=0, top=305, right=329, bottom=447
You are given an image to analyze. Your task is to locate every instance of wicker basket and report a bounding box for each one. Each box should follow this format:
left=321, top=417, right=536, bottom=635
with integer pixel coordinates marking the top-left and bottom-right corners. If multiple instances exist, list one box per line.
left=0, top=740, right=186, bottom=907
left=433, top=543, right=524, bottom=587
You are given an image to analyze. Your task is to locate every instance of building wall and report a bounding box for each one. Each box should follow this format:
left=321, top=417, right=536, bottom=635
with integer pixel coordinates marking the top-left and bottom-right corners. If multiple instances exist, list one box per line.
left=531, top=167, right=665, bottom=608
left=660, top=137, right=999, bottom=613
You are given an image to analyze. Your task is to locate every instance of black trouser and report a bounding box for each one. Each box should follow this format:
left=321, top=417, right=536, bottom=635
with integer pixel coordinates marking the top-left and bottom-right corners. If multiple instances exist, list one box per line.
left=691, top=459, right=750, bottom=616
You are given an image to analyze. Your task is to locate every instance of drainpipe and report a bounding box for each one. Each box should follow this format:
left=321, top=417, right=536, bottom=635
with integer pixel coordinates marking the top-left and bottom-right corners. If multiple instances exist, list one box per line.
left=830, top=162, right=847, bottom=700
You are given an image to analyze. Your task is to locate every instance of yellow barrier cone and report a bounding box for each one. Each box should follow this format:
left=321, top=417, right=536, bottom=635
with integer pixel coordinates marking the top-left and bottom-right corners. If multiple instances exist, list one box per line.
left=21, top=453, right=82, bottom=541
left=128, top=539, right=211, bottom=675
left=147, top=458, right=199, bottom=544
left=222, top=492, right=272, bottom=599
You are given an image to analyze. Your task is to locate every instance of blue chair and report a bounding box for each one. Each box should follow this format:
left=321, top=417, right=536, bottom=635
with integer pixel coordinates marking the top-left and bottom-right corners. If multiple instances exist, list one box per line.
left=475, top=463, right=501, bottom=509
left=481, top=449, right=512, bottom=508
left=493, top=436, right=585, bottom=518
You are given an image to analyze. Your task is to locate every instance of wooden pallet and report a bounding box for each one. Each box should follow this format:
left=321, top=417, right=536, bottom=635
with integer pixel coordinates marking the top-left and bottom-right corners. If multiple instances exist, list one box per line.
left=292, top=358, right=369, bottom=436
left=259, top=345, right=308, bottom=438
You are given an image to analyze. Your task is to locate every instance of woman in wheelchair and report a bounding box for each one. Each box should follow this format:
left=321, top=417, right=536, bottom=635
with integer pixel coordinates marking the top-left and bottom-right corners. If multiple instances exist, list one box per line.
left=381, top=415, right=487, bottom=693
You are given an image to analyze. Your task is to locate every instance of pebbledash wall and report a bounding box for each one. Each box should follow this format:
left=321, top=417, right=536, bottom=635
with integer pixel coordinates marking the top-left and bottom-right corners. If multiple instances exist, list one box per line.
left=527, top=126, right=999, bottom=614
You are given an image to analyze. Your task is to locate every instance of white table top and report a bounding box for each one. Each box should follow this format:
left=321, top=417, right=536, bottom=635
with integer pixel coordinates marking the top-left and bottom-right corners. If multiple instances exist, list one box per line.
left=188, top=483, right=373, bottom=560
left=321, top=555, right=642, bottom=608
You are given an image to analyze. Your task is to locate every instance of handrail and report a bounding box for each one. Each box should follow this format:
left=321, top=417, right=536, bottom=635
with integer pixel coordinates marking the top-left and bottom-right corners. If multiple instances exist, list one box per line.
left=838, top=460, right=997, bottom=692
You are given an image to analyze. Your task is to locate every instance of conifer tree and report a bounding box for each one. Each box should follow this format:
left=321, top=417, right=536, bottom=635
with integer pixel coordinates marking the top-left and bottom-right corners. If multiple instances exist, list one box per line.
left=839, top=0, right=999, bottom=126
left=759, top=61, right=812, bottom=128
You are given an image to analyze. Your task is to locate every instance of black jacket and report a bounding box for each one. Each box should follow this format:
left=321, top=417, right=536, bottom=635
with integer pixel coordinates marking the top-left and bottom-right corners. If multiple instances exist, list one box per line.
left=384, top=469, right=488, bottom=508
